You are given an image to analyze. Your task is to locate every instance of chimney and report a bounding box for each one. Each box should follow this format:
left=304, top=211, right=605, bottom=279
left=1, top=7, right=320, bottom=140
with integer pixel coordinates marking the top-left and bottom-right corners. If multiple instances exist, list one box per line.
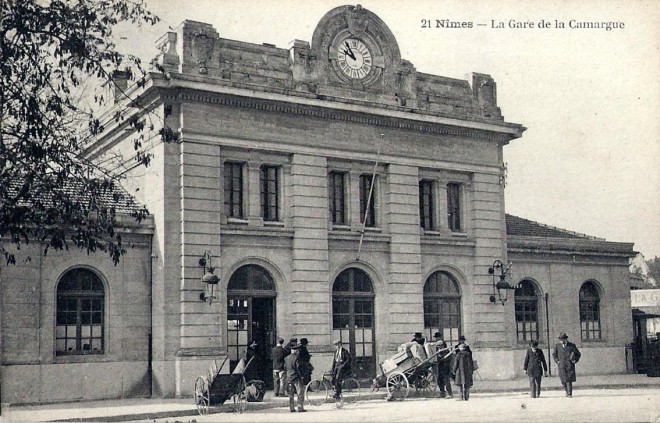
left=112, top=70, right=130, bottom=104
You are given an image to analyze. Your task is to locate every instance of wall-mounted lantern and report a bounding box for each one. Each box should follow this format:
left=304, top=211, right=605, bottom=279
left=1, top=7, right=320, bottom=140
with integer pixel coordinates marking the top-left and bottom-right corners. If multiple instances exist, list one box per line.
left=488, top=259, right=515, bottom=305
left=199, top=250, right=219, bottom=304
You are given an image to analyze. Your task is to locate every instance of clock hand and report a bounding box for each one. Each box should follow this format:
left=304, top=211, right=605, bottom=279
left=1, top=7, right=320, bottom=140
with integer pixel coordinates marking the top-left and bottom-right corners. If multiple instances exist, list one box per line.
left=343, top=41, right=356, bottom=60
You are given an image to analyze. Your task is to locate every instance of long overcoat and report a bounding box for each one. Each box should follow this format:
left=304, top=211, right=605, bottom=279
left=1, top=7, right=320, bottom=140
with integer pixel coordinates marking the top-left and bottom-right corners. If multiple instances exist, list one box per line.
left=524, top=348, right=548, bottom=378
left=452, top=349, right=474, bottom=387
left=552, top=341, right=581, bottom=383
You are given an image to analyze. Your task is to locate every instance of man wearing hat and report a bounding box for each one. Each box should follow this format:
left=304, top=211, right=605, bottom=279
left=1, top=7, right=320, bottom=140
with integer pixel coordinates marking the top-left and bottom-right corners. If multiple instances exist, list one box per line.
left=412, top=332, right=425, bottom=345
left=284, top=342, right=306, bottom=412
left=331, top=340, right=351, bottom=400
left=455, top=335, right=472, bottom=355
left=298, top=338, right=313, bottom=385
left=282, top=337, right=297, bottom=395
left=271, top=338, right=286, bottom=397
left=523, top=340, right=548, bottom=398
left=434, top=332, right=453, bottom=399
left=552, top=333, right=581, bottom=397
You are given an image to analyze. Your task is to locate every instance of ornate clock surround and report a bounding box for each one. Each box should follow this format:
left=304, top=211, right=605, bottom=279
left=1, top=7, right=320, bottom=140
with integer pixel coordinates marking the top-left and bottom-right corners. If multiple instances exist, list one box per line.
left=311, top=4, right=402, bottom=90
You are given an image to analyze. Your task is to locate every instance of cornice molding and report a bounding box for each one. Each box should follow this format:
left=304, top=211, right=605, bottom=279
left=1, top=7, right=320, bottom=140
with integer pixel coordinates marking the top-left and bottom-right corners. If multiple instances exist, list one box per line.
left=173, top=88, right=511, bottom=142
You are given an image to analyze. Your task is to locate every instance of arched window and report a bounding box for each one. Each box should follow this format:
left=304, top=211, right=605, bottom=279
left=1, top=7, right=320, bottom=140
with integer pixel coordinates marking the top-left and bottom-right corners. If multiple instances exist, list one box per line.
left=333, top=268, right=375, bottom=378
left=515, top=280, right=540, bottom=343
left=56, top=268, right=104, bottom=355
left=423, top=271, right=461, bottom=344
left=580, top=281, right=601, bottom=340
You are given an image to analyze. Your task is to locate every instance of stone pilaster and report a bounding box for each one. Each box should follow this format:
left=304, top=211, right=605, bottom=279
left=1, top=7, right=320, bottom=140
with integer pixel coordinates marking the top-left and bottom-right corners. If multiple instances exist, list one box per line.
left=290, top=154, right=330, bottom=341
left=386, top=164, right=423, bottom=339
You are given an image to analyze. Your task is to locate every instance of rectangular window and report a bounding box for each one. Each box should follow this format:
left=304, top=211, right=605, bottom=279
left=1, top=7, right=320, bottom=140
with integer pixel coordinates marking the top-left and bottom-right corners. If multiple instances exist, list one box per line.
left=224, top=162, right=244, bottom=218
left=329, top=171, right=346, bottom=225
left=447, top=182, right=461, bottom=232
left=56, top=297, right=104, bottom=355
left=580, top=300, right=602, bottom=340
left=359, top=174, right=376, bottom=227
left=515, top=300, right=539, bottom=342
left=419, top=179, right=435, bottom=230
left=260, top=165, right=279, bottom=221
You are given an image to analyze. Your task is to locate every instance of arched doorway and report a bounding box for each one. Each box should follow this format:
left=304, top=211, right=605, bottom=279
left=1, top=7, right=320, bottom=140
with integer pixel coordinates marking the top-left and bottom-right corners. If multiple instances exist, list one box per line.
left=227, top=264, right=276, bottom=387
left=332, top=268, right=375, bottom=378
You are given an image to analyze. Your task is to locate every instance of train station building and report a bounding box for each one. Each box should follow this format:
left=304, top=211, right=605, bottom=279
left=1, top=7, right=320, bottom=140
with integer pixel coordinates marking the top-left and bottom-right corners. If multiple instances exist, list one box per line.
left=1, top=5, right=635, bottom=403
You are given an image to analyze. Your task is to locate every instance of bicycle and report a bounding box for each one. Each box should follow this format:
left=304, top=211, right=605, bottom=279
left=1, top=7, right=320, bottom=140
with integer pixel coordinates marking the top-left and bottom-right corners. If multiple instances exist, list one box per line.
left=305, top=371, right=360, bottom=407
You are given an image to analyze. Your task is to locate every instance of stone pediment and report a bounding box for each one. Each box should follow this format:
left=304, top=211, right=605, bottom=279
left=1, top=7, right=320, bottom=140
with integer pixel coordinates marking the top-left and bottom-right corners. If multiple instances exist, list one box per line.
left=151, top=5, right=505, bottom=122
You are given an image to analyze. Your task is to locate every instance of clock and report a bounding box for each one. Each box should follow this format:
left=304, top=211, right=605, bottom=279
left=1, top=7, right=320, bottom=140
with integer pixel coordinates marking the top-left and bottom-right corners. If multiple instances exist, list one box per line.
left=336, top=38, right=373, bottom=80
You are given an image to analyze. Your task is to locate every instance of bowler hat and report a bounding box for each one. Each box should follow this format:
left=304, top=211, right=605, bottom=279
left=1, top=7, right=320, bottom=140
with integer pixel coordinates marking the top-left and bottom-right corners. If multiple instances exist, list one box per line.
left=414, top=332, right=423, bottom=338
left=458, top=335, right=467, bottom=342
left=530, top=340, right=539, bottom=347
left=558, top=332, right=568, bottom=340
left=433, top=332, right=442, bottom=339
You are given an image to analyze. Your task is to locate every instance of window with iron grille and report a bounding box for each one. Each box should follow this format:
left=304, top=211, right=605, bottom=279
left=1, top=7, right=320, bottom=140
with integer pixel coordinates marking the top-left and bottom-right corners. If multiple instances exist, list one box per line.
left=329, top=171, right=346, bottom=225
left=55, top=268, right=104, bottom=355
left=419, top=179, right=435, bottom=230
left=447, top=183, right=461, bottom=232
left=515, top=280, right=540, bottom=343
left=359, top=174, right=376, bottom=227
left=224, top=162, right=244, bottom=218
left=580, top=281, right=602, bottom=340
left=423, top=271, right=461, bottom=344
left=260, top=165, right=279, bottom=221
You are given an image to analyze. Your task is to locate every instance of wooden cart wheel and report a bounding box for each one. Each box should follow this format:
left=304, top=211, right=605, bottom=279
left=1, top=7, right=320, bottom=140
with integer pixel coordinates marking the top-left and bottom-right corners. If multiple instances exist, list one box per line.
left=233, top=376, right=247, bottom=413
left=415, top=370, right=437, bottom=397
left=305, top=379, right=329, bottom=406
left=194, top=376, right=210, bottom=415
left=386, top=371, right=409, bottom=400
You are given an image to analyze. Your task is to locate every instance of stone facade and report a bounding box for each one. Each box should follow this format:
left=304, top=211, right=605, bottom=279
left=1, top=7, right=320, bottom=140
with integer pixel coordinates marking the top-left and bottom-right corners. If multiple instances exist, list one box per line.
left=1, top=217, right=154, bottom=404
left=0, top=5, right=635, bottom=404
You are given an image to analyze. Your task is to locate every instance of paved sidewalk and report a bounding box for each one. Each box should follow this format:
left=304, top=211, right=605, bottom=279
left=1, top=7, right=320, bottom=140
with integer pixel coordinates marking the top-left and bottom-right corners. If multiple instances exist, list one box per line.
left=2, top=373, right=659, bottom=422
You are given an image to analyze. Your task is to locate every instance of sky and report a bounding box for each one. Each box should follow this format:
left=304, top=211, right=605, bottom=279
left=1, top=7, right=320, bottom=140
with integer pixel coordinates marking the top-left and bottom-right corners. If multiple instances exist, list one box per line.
left=117, top=0, right=659, bottom=258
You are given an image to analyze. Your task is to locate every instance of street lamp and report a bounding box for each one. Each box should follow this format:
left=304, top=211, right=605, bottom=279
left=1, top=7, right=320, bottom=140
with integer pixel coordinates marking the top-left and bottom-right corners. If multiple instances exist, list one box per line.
left=488, top=259, right=515, bottom=305
left=199, top=250, right=219, bottom=304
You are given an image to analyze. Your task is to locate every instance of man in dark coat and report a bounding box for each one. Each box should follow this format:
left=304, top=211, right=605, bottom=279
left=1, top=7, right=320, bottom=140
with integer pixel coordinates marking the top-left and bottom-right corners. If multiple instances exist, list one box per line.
left=271, top=337, right=286, bottom=397
left=552, top=332, right=581, bottom=397
left=433, top=332, right=453, bottom=399
left=242, top=340, right=259, bottom=383
left=331, top=339, right=351, bottom=400
left=284, top=342, right=306, bottom=412
left=298, top=338, right=314, bottom=385
left=452, top=343, right=474, bottom=400
left=524, top=340, right=548, bottom=398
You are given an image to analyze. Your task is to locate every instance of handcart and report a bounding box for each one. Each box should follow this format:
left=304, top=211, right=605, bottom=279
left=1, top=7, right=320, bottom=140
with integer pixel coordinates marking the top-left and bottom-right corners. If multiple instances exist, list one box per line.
left=193, top=356, right=254, bottom=415
left=372, top=345, right=453, bottom=400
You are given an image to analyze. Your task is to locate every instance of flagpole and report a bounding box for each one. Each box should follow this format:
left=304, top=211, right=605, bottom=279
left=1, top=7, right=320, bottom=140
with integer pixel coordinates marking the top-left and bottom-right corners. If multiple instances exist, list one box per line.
left=357, top=134, right=384, bottom=261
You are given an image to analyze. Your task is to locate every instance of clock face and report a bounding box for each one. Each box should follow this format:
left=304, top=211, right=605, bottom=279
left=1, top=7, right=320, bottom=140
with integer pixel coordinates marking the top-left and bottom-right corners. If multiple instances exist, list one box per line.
left=336, top=38, right=373, bottom=80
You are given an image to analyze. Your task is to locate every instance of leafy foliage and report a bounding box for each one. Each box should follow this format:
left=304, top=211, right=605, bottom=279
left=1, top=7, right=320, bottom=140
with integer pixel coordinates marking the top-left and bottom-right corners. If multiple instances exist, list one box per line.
left=1, top=0, right=172, bottom=265
left=646, top=256, right=660, bottom=286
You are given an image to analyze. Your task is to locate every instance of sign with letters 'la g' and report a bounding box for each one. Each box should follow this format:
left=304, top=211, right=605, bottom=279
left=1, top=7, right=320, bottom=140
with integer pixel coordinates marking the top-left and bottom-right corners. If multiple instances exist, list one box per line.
left=631, top=289, right=660, bottom=307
